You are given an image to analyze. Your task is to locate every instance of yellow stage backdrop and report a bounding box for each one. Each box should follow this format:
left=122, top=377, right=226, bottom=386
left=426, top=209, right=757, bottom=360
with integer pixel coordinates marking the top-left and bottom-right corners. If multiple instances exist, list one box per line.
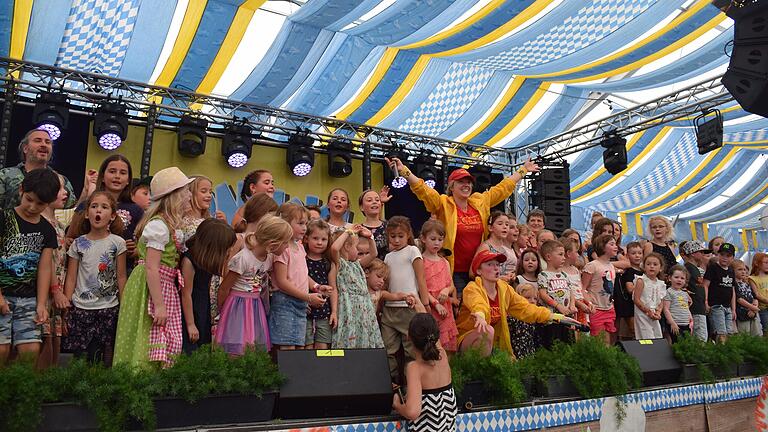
left=85, top=125, right=384, bottom=222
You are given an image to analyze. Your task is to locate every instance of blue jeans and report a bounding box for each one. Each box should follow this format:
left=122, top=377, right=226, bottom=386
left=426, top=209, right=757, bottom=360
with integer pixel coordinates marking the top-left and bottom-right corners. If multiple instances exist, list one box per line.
left=692, top=314, right=708, bottom=341
left=709, top=305, right=734, bottom=336
left=759, top=309, right=768, bottom=333
left=0, top=296, right=41, bottom=345
left=452, top=272, right=471, bottom=298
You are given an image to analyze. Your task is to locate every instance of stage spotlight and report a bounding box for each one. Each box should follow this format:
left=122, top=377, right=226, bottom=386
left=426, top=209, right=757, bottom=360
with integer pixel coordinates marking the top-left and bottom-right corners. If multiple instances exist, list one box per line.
left=93, top=101, right=128, bottom=150
left=413, top=150, right=438, bottom=189
left=177, top=115, right=208, bottom=157
left=695, top=110, right=723, bottom=155
left=287, top=130, right=315, bottom=177
left=221, top=122, right=253, bottom=168
left=385, top=145, right=409, bottom=188
left=328, top=138, right=353, bottom=178
left=468, top=164, right=493, bottom=192
left=33, top=92, right=69, bottom=140
left=601, top=134, right=628, bottom=175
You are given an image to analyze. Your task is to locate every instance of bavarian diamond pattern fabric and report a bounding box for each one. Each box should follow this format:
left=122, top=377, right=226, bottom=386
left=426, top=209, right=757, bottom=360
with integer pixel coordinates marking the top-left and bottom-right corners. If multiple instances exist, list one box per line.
left=55, top=0, right=139, bottom=77
left=596, top=132, right=698, bottom=213
left=399, top=64, right=494, bottom=137
left=725, top=128, right=768, bottom=143
left=468, top=0, right=656, bottom=71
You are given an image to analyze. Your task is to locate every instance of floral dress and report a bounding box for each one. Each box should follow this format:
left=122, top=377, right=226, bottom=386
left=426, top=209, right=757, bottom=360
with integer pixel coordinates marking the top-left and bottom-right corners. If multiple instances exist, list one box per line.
left=333, top=258, right=384, bottom=349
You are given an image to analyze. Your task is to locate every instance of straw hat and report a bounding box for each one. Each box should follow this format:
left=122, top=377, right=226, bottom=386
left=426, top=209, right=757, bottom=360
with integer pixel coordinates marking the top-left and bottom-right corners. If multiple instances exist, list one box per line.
left=150, top=167, right=194, bottom=200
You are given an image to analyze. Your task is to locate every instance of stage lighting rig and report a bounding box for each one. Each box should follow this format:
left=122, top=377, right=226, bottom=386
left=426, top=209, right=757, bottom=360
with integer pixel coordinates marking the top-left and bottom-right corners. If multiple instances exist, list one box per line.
left=287, top=130, right=315, bottom=177
left=695, top=110, right=723, bottom=155
left=601, top=133, right=628, bottom=175
left=328, top=138, right=353, bottom=178
left=413, top=150, right=439, bottom=189
left=177, top=115, right=208, bottom=158
left=385, top=145, right=410, bottom=189
left=32, top=92, right=69, bottom=140
left=221, top=122, right=253, bottom=168
left=468, top=164, right=493, bottom=192
left=93, top=101, right=128, bottom=150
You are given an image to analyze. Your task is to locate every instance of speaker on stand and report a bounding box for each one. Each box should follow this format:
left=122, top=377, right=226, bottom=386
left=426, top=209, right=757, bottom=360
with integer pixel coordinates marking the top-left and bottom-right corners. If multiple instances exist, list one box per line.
left=529, top=161, right=571, bottom=235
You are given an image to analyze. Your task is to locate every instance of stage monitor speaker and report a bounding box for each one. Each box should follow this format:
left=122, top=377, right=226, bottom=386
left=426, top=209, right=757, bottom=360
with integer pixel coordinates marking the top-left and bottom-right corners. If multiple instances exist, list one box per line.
left=618, top=339, right=681, bottom=387
left=277, top=349, right=392, bottom=419
left=722, top=1, right=768, bottom=117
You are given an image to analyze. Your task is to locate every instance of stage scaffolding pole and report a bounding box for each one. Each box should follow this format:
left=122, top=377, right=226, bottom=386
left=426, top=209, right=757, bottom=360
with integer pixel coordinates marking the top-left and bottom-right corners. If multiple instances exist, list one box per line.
left=0, top=79, right=16, bottom=167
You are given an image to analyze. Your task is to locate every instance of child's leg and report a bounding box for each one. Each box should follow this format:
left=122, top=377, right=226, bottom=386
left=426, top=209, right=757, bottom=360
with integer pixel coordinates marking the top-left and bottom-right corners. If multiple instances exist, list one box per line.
left=303, top=320, right=315, bottom=350
left=0, top=309, right=11, bottom=363
left=380, top=307, right=403, bottom=381
left=312, top=318, right=332, bottom=350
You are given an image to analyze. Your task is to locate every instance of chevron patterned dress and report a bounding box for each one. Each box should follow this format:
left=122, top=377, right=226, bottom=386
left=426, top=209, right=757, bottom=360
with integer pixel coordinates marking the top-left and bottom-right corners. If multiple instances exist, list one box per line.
left=410, top=384, right=457, bottom=432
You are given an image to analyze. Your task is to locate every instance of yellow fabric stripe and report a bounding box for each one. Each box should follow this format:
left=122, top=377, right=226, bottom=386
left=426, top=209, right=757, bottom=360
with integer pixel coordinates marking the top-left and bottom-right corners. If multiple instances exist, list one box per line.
left=459, top=76, right=525, bottom=144
left=365, top=55, right=431, bottom=126
left=196, top=0, right=266, bottom=95
left=433, top=0, right=552, bottom=57
left=741, top=230, right=749, bottom=252
left=703, top=223, right=709, bottom=241
left=726, top=141, right=768, bottom=145
left=397, top=0, right=507, bottom=50
left=10, top=0, right=33, bottom=60
left=154, top=0, right=208, bottom=87
left=571, top=128, right=658, bottom=195
left=752, top=230, right=758, bottom=249
left=628, top=147, right=737, bottom=215
left=620, top=212, right=629, bottom=235
left=335, top=47, right=400, bottom=120
left=555, top=15, right=726, bottom=84
left=482, top=82, right=551, bottom=148
left=690, top=221, right=698, bottom=241
left=635, top=213, right=643, bottom=236
left=527, top=0, right=712, bottom=79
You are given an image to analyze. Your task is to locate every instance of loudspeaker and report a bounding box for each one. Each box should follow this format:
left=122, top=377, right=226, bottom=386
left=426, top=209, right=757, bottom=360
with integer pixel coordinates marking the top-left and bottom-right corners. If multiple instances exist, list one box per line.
left=618, top=339, right=681, bottom=387
left=529, top=163, right=571, bottom=234
left=277, top=349, right=393, bottom=419
left=722, top=1, right=768, bottom=117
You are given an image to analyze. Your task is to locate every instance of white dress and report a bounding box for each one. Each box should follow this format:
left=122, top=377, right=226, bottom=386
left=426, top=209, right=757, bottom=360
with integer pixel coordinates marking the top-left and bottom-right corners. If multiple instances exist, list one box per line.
left=633, top=275, right=667, bottom=339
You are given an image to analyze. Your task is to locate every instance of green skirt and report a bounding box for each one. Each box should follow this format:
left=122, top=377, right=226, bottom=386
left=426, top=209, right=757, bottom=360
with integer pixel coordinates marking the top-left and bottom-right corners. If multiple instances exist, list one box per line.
left=113, top=265, right=152, bottom=368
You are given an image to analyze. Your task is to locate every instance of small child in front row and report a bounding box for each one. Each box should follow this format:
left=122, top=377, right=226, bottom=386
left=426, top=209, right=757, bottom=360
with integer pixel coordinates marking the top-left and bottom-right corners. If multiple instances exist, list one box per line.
left=304, top=219, right=338, bottom=350
left=581, top=234, right=618, bottom=345
left=515, top=249, right=541, bottom=288
left=616, top=242, right=644, bottom=341
left=734, top=260, right=763, bottom=336
left=180, top=219, right=237, bottom=353
left=663, top=265, right=693, bottom=343
left=537, top=240, right=576, bottom=347
left=420, top=220, right=458, bottom=353
left=633, top=253, right=666, bottom=340
left=331, top=225, right=384, bottom=349
left=61, top=192, right=127, bottom=365
left=365, top=258, right=389, bottom=314
left=216, top=216, right=293, bottom=355
left=382, top=216, right=430, bottom=383
left=270, top=203, right=328, bottom=350
left=508, top=284, right=541, bottom=359
left=0, top=169, right=64, bottom=364
left=562, top=238, right=591, bottom=328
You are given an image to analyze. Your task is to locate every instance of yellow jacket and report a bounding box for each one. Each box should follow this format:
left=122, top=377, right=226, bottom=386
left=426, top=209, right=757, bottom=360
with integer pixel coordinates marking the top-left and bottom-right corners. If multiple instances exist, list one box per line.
left=456, top=277, right=553, bottom=356
left=410, top=176, right=519, bottom=271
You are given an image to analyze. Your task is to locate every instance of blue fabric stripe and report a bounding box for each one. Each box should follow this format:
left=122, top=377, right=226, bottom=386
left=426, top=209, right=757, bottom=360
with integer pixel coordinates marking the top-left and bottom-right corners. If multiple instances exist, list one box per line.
left=511, top=0, right=684, bottom=76
left=270, top=29, right=336, bottom=107
left=0, top=0, right=13, bottom=58
left=325, top=0, right=382, bottom=31
left=393, top=0, right=478, bottom=47
left=504, top=87, right=589, bottom=148
left=569, top=146, right=605, bottom=183
left=231, top=21, right=295, bottom=101
left=346, top=50, right=422, bottom=123
left=119, top=0, right=177, bottom=82
left=689, top=157, right=768, bottom=223
left=408, top=0, right=536, bottom=54
left=169, top=0, right=239, bottom=92
left=347, top=0, right=461, bottom=46
left=21, top=0, right=72, bottom=64
left=536, top=6, right=721, bottom=80
left=438, top=72, right=513, bottom=140
left=468, top=79, right=542, bottom=144
left=378, top=58, right=454, bottom=128
left=293, top=0, right=374, bottom=28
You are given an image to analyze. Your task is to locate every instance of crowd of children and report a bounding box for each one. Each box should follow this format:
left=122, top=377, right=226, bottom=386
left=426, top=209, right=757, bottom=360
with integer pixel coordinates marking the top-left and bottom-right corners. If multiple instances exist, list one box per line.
left=3, top=148, right=768, bottom=428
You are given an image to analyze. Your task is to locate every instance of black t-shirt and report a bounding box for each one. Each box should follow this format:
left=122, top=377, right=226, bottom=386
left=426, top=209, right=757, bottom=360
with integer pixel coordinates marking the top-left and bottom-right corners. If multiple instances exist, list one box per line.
left=685, top=262, right=706, bottom=315
left=704, top=263, right=735, bottom=307
left=616, top=267, right=643, bottom=317
left=0, top=209, right=58, bottom=297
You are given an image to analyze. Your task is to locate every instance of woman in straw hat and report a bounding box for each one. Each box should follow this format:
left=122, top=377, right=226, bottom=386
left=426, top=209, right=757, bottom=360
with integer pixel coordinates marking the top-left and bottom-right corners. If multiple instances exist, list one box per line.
left=113, top=167, right=194, bottom=368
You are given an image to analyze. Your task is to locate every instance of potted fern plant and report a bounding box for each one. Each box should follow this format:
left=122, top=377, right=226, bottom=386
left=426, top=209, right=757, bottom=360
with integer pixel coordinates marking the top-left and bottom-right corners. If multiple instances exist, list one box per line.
left=450, top=348, right=527, bottom=410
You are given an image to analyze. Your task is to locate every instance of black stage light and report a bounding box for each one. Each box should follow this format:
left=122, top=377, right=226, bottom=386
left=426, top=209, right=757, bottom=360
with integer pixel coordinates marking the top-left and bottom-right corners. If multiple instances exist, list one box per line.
left=601, top=134, right=628, bottom=175
left=468, top=164, right=493, bottom=192
left=221, top=122, right=253, bottom=168
left=93, top=101, right=128, bottom=150
left=695, top=110, right=724, bottom=155
left=33, top=92, right=69, bottom=140
left=413, top=150, right=438, bottom=188
left=177, top=115, right=208, bottom=158
left=328, top=138, right=353, bottom=178
left=287, top=130, right=315, bottom=177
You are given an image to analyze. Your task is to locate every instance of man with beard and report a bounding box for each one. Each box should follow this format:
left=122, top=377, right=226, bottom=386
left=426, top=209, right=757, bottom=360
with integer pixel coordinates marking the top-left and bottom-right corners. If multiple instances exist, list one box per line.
left=0, top=129, right=77, bottom=209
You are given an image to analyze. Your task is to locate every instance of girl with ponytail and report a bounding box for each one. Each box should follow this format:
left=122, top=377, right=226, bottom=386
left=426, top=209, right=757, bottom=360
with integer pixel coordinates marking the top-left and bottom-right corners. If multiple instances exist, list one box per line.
left=393, top=312, right=457, bottom=431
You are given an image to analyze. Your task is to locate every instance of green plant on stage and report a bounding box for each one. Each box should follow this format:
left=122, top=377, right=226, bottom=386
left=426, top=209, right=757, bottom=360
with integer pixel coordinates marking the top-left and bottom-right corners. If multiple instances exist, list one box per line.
left=449, top=347, right=526, bottom=404
left=566, top=336, right=642, bottom=398
left=724, top=334, right=768, bottom=373
left=0, top=357, right=43, bottom=432
left=672, top=334, right=742, bottom=381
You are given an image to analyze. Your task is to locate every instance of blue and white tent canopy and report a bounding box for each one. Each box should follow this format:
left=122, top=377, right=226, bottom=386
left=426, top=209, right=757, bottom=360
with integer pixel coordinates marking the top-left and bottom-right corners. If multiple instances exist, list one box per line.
left=2, top=0, right=766, bottom=249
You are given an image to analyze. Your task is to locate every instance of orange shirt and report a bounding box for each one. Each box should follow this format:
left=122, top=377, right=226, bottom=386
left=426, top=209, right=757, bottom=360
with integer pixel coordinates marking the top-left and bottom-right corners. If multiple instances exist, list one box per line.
left=454, top=205, right=483, bottom=272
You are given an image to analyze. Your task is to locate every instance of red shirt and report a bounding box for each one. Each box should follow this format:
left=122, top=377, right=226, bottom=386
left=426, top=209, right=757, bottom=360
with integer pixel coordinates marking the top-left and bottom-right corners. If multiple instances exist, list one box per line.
left=488, top=293, right=501, bottom=326
left=454, top=205, right=483, bottom=272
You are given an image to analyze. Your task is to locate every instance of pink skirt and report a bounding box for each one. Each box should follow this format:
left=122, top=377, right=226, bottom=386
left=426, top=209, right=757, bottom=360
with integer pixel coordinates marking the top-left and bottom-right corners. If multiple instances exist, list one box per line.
left=215, top=291, right=270, bottom=355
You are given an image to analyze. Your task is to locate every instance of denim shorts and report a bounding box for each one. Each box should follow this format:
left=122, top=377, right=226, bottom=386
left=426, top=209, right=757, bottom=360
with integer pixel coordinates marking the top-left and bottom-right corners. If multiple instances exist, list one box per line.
left=268, top=291, right=307, bottom=346
left=305, top=317, right=332, bottom=345
left=759, top=309, right=768, bottom=333
left=0, top=296, right=42, bottom=345
left=452, top=272, right=471, bottom=298
left=709, top=305, right=734, bottom=336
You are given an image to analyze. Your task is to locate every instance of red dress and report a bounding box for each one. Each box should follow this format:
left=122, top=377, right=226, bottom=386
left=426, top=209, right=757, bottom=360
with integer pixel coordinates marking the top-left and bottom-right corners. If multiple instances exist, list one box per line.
left=424, top=256, right=458, bottom=351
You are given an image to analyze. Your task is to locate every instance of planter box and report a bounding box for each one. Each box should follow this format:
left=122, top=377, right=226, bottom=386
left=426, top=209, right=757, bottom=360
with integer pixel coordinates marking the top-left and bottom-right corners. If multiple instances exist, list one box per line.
left=39, top=402, right=99, bottom=432
left=129, top=392, right=277, bottom=430
left=713, top=363, right=738, bottom=379
left=738, top=361, right=760, bottom=377
left=458, top=381, right=491, bottom=410
left=536, top=376, right=578, bottom=398
left=680, top=364, right=704, bottom=383
left=522, top=377, right=536, bottom=400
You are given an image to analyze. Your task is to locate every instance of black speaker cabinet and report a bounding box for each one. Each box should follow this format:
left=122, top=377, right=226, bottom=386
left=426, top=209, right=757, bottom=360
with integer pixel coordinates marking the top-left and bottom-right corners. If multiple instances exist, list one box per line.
left=277, top=348, right=392, bottom=419
left=722, top=1, right=768, bottom=117
left=618, top=339, right=681, bottom=387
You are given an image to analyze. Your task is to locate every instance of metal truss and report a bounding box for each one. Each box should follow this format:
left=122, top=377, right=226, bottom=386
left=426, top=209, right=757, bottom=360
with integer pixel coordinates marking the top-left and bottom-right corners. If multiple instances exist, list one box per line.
left=514, top=74, right=735, bottom=160
left=0, top=57, right=518, bottom=170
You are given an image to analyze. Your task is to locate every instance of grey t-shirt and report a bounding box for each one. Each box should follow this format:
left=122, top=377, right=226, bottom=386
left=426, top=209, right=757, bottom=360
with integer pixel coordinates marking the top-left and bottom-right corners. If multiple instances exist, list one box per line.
left=68, top=234, right=126, bottom=309
left=663, top=287, right=692, bottom=326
